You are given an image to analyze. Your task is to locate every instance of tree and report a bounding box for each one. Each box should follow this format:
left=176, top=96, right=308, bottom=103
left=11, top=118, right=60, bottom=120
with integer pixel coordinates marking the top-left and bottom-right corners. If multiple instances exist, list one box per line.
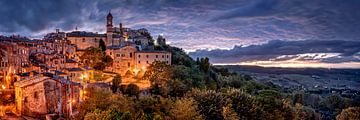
left=111, top=74, right=122, bottom=93
left=226, top=89, right=266, bottom=120
left=169, top=98, right=203, bottom=120
left=124, top=84, right=140, bottom=97
left=199, top=57, right=210, bottom=73
left=186, top=89, right=232, bottom=120
left=99, top=39, right=106, bottom=52
left=80, top=47, right=103, bottom=67
left=336, top=107, right=360, bottom=120
left=143, top=61, right=173, bottom=85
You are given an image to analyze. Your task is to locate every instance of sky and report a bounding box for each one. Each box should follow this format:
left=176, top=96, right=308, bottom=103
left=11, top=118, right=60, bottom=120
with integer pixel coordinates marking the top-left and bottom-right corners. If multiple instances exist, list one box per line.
left=0, top=0, right=360, bottom=68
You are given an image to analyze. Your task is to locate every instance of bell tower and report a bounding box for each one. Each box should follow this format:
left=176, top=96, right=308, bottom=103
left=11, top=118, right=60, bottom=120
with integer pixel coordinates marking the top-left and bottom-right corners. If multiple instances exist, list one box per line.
left=106, top=11, right=113, bottom=46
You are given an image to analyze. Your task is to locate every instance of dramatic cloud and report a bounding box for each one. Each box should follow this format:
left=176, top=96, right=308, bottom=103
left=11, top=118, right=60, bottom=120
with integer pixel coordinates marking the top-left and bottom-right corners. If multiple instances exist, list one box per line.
left=0, top=0, right=360, bottom=52
left=189, top=40, right=360, bottom=64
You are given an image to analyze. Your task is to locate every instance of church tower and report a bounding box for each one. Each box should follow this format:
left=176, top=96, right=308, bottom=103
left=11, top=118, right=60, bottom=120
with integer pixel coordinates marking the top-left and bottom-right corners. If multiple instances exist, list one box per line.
left=106, top=11, right=113, bottom=46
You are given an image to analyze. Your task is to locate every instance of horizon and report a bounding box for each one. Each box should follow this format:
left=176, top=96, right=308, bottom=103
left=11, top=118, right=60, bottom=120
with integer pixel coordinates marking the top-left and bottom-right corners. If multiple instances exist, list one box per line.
left=1, top=0, right=360, bottom=68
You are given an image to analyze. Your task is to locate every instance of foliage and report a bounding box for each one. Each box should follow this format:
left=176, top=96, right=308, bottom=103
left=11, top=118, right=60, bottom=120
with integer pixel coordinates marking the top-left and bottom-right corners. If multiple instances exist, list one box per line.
left=76, top=45, right=357, bottom=120
left=99, top=39, right=106, bottom=52
left=169, top=98, right=204, bottom=120
left=143, top=61, right=173, bottom=85
left=226, top=89, right=266, bottom=120
left=123, top=84, right=140, bottom=97
left=80, top=47, right=113, bottom=70
left=111, top=74, right=122, bottom=93
left=186, top=89, right=232, bottom=120
left=336, top=107, right=360, bottom=120
left=80, top=47, right=103, bottom=67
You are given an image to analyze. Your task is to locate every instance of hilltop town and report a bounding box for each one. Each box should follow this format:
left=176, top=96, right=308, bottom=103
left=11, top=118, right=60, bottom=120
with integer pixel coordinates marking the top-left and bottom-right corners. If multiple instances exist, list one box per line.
left=0, top=12, right=171, bottom=118
left=1, top=12, right=359, bottom=120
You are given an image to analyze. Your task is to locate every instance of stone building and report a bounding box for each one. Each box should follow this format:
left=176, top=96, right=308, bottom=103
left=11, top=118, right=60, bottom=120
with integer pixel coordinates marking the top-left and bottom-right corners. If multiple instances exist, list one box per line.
left=134, top=51, right=172, bottom=69
left=14, top=76, right=81, bottom=118
left=66, top=31, right=106, bottom=50
left=106, top=44, right=171, bottom=76
left=64, top=67, right=94, bottom=83
left=106, top=44, right=137, bottom=76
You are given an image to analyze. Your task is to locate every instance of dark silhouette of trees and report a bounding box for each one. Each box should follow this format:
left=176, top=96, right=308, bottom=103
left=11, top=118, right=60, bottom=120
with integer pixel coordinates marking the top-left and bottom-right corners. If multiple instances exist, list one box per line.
left=111, top=74, right=121, bottom=93
left=99, top=39, right=106, bottom=52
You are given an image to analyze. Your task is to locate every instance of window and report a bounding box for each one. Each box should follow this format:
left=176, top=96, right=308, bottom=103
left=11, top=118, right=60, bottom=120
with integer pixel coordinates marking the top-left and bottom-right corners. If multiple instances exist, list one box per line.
left=146, top=61, right=149, bottom=64
left=24, top=97, right=28, bottom=103
left=130, top=53, right=132, bottom=58
left=146, top=55, right=149, bottom=58
left=138, top=61, right=140, bottom=63
left=156, top=55, right=158, bottom=58
left=138, top=55, right=141, bottom=58
left=162, top=55, right=164, bottom=58
left=167, top=55, right=169, bottom=58
left=128, top=62, right=130, bottom=67
left=82, top=38, right=85, bottom=42
left=110, top=52, right=112, bottom=55
left=34, top=92, right=38, bottom=99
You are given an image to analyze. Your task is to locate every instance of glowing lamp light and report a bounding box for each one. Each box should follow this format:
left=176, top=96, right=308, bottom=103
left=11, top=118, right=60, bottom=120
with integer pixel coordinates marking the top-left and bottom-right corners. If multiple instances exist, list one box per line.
left=1, top=84, right=5, bottom=89
left=68, top=99, right=76, bottom=103
left=141, top=66, right=146, bottom=70
left=133, top=68, right=140, bottom=75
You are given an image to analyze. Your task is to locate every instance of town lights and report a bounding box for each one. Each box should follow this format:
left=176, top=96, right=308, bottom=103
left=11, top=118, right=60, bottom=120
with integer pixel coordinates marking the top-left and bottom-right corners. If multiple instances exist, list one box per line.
left=141, top=66, right=146, bottom=70
left=133, top=68, right=140, bottom=75
left=1, top=84, right=5, bottom=89
left=68, top=99, right=76, bottom=103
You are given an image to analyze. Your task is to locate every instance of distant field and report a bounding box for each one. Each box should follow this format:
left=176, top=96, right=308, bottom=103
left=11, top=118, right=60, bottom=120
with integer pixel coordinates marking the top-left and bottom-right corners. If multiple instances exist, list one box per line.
left=216, top=65, right=360, bottom=90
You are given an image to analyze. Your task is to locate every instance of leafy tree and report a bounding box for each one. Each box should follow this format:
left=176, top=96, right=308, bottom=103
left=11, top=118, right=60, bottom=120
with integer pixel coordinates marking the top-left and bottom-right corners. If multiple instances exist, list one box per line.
left=111, top=74, right=122, bottom=93
left=75, top=88, right=134, bottom=119
left=336, top=107, right=360, bottom=120
left=124, top=84, right=140, bottom=97
left=169, top=98, right=204, bottom=120
left=80, top=47, right=103, bottom=67
left=226, top=89, right=266, bottom=120
left=293, top=103, right=321, bottom=120
left=99, top=39, right=106, bottom=52
left=222, top=104, right=239, bottom=120
left=134, top=95, right=172, bottom=118
left=199, top=57, right=210, bottom=73
left=186, top=89, right=232, bottom=120
left=143, top=61, right=173, bottom=85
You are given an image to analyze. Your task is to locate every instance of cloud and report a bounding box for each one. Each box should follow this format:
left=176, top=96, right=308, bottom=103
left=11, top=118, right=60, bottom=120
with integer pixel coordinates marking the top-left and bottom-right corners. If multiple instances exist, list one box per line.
left=189, top=40, right=360, bottom=63
left=0, top=0, right=359, bottom=53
